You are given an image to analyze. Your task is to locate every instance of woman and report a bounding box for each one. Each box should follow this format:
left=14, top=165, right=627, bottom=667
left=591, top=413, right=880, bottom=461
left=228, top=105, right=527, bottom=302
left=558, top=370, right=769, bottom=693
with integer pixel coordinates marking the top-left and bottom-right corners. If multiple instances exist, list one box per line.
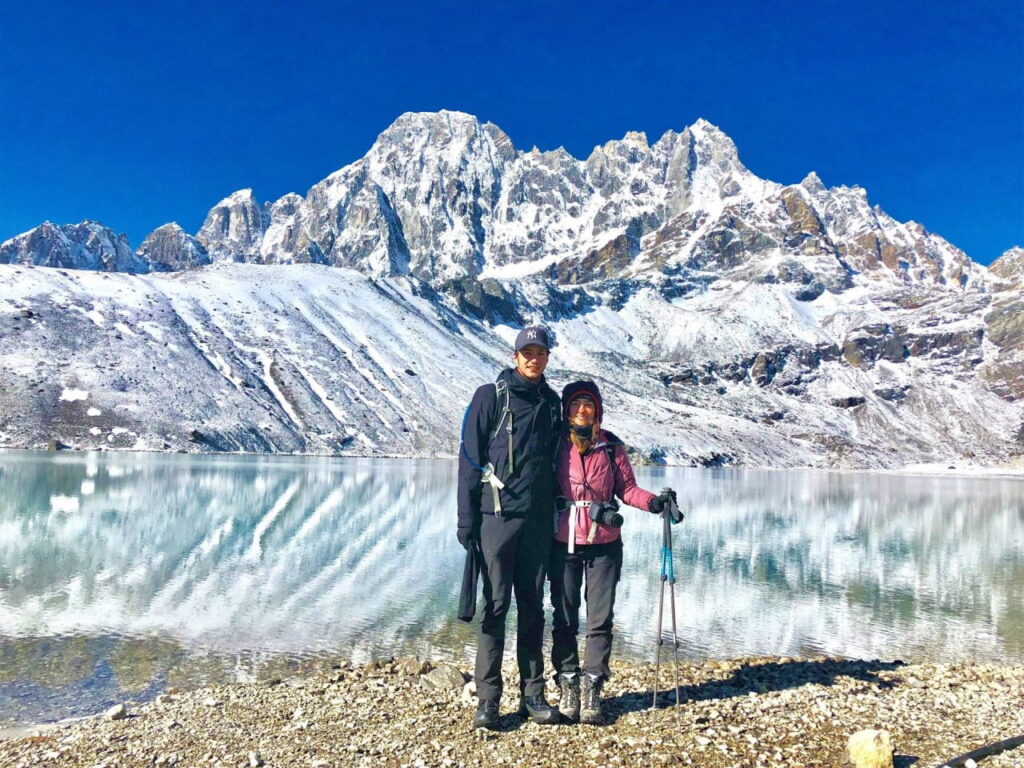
left=550, top=380, right=677, bottom=725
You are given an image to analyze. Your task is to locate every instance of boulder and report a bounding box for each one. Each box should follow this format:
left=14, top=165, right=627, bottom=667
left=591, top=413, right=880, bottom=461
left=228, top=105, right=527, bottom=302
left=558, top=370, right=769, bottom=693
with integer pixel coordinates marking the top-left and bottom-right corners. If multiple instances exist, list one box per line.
left=844, top=729, right=893, bottom=768
left=420, top=663, right=468, bottom=691
left=395, top=657, right=431, bottom=677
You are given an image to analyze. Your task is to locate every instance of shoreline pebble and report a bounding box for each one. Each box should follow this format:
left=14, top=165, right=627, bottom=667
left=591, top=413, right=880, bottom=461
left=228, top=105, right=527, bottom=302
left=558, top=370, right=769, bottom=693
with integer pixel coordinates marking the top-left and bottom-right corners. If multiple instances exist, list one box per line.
left=2, top=656, right=1022, bottom=768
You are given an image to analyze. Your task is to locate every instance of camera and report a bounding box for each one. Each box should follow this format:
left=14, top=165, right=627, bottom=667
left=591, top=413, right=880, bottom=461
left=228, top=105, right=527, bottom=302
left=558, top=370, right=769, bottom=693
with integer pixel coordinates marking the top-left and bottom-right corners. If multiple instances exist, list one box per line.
left=589, top=499, right=623, bottom=528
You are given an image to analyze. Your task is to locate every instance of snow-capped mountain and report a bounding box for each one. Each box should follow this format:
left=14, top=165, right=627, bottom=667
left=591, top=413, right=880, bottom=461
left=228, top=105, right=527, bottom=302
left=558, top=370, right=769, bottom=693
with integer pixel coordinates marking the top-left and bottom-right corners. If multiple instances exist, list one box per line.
left=0, top=111, right=1020, bottom=467
left=0, top=220, right=149, bottom=273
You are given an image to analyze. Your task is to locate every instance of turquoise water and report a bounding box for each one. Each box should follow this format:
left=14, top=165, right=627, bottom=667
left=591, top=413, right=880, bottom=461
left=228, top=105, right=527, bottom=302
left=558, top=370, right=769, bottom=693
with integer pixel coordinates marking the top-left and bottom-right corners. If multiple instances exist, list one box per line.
left=1, top=449, right=1022, bottom=724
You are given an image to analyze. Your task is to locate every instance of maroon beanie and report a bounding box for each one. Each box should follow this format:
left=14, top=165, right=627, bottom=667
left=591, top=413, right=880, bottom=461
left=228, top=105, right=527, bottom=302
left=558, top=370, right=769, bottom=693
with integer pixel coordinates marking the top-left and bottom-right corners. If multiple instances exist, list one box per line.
left=561, top=380, right=603, bottom=424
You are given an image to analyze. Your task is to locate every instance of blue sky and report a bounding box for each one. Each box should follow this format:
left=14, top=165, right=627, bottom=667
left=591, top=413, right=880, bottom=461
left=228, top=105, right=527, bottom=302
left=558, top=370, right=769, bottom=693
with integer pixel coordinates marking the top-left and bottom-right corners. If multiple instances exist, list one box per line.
left=1, top=0, right=1021, bottom=265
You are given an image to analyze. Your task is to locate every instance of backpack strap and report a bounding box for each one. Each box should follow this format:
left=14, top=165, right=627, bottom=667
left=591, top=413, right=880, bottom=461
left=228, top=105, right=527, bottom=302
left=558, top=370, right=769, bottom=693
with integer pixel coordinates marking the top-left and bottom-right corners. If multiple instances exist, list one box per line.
left=459, top=382, right=508, bottom=515
left=489, top=379, right=514, bottom=476
left=602, top=435, right=621, bottom=491
left=488, top=379, right=509, bottom=442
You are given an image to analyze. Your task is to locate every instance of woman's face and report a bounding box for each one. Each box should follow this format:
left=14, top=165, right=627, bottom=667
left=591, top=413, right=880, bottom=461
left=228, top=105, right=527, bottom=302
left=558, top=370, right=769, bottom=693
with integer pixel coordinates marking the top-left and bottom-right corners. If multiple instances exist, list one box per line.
left=568, top=396, right=596, bottom=427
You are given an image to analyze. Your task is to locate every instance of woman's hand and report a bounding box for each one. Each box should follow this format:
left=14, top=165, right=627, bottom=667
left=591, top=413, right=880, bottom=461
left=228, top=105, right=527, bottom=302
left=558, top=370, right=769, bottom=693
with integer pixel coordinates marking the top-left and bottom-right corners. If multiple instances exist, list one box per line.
left=649, top=488, right=683, bottom=523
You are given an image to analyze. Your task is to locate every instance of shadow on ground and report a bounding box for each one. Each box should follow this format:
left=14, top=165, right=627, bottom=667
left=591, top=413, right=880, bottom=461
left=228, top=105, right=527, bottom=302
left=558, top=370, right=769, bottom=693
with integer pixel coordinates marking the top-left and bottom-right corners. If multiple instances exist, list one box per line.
left=604, top=657, right=907, bottom=724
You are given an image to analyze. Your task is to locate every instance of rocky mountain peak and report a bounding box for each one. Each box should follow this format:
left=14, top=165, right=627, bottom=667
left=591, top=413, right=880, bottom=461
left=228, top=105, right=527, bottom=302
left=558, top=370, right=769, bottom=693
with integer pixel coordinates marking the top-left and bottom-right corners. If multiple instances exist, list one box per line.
left=587, top=131, right=652, bottom=166
left=6, top=111, right=995, bottom=301
left=0, top=220, right=147, bottom=273
left=137, top=223, right=211, bottom=272
left=197, top=189, right=268, bottom=263
left=370, top=110, right=515, bottom=164
left=800, top=172, right=826, bottom=194
left=623, top=130, right=649, bottom=147
left=990, top=246, right=1024, bottom=288
left=682, top=119, right=745, bottom=170
left=268, top=193, right=303, bottom=216
left=357, top=110, right=516, bottom=281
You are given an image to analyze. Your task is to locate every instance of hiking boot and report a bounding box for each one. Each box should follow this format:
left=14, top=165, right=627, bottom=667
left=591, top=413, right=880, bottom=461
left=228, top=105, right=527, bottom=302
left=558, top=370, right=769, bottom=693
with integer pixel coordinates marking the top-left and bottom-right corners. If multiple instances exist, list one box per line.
left=558, top=673, right=580, bottom=723
left=580, top=674, right=605, bottom=725
left=517, top=693, right=560, bottom=724
left=473, top=699, right=500, bottom=730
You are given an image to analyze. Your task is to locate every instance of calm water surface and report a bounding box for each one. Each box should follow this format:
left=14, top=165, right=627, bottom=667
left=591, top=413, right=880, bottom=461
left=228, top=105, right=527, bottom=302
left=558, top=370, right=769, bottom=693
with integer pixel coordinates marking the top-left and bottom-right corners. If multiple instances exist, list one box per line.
left=1, top=449, right=1022, bottom=724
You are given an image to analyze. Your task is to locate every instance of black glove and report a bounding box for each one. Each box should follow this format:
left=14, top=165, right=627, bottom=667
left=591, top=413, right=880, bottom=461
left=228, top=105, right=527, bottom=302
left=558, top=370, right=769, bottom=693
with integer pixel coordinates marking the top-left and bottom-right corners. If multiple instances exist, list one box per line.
left=457, top=519, right=481, bottom=550
left=650, top=488, right=683, bottom=524
left=554, top=496, right=571, bottom=515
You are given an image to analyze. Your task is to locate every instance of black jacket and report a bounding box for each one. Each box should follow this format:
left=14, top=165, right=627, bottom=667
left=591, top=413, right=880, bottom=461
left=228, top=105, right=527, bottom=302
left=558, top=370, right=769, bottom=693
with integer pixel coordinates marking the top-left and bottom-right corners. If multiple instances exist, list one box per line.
left=457, top=368, right=561, bottom=527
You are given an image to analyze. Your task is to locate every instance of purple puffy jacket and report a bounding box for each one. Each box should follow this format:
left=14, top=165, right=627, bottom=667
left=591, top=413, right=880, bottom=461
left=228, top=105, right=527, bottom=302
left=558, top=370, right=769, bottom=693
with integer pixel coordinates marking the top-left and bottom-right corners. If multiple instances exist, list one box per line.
left=554, top=430, right=656, bottom=546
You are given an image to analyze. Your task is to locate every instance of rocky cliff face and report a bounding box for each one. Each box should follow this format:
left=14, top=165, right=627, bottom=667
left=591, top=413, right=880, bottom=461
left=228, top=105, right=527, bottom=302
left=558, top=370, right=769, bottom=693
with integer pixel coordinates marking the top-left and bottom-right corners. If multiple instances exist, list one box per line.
left=990, top=247, right=1024, bottom=288
left=181, top=111, right=981, bottom=296
left=136, top=223, right=211, bottom=272
left=0, top=221, right=149, bottom=273
left=980, top=247, right=1024, bottom=403
left=0, top=111, right=1020, bottom=467
left=196, top=189, right=267, bottom=263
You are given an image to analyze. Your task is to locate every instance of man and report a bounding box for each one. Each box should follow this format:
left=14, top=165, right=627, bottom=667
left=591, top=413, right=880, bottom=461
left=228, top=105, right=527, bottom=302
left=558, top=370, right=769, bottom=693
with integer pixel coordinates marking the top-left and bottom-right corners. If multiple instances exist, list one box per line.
left=457, top=325, right=562, bottom=729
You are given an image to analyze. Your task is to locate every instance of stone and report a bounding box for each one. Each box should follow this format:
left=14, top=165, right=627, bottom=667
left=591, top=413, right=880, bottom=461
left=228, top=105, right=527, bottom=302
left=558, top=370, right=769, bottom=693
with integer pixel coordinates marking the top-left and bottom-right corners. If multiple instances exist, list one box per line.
left=248, top=753, right=264, bottom=768
left=104, top=703, right=127, bottom=721
left=420, top=663, right=467, bottom=691
left=395, top=657, right=431, bottom=676
left=202, top=697, right=223, bottom=707
left=844, top=729, right=893, bottom=768
left=461, top=681, right=477, bottom=707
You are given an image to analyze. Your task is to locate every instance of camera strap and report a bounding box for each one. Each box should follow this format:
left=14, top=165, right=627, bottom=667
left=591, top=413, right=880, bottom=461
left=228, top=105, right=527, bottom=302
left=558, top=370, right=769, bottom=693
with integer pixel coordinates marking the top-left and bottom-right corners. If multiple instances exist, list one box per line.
left=568, top=500, right=592, bottom=554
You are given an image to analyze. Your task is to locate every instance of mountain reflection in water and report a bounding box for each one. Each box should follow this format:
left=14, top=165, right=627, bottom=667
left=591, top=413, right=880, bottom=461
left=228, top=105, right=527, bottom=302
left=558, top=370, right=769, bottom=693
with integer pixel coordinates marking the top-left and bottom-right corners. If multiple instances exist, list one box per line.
left=1, top=449, right=1022, bottom=724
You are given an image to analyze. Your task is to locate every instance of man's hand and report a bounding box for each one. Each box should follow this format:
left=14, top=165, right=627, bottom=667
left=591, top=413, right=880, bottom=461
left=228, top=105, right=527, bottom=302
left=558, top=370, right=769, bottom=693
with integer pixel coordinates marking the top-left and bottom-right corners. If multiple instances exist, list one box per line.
left=457, top=521, right=481, bottom=551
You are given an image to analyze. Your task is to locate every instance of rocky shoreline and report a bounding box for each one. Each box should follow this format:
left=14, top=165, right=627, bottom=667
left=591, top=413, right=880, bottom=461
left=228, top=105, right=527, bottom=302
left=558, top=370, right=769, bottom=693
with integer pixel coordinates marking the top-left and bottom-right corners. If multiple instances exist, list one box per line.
left=2, top=656, right=1022, bottom=768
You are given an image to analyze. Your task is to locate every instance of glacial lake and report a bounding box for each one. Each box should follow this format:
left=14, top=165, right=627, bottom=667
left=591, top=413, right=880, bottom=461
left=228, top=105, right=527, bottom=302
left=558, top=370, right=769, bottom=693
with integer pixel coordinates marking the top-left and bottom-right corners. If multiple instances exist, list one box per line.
left=1, top=449, right=1022, bottom=726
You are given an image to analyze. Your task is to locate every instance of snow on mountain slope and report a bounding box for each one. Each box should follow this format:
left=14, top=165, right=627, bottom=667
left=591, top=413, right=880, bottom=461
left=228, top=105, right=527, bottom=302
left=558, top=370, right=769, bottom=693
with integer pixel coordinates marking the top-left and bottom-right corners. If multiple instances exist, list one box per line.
left=0, top=264, right=501, bottom=457
left=0, top=259, right=1019, bottom=467
left=0, top=111, right=1021, bottom=467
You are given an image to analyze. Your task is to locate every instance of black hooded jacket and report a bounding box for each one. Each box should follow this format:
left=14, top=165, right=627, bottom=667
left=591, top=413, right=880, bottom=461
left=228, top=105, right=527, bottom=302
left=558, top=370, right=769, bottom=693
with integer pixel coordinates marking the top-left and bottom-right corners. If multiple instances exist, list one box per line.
left=457, top=367, right=561, bottom=527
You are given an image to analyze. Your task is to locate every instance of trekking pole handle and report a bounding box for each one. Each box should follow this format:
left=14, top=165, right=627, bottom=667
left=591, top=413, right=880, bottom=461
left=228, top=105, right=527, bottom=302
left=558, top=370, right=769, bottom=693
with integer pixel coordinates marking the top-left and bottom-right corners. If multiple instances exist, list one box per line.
left=661, top=507, right=676, bottom=583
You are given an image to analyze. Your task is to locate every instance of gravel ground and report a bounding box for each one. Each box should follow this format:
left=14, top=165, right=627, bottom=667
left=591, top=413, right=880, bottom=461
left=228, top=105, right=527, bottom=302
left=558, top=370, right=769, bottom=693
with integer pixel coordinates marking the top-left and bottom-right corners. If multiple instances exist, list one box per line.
left=2, top=656, right=1022, bottom=768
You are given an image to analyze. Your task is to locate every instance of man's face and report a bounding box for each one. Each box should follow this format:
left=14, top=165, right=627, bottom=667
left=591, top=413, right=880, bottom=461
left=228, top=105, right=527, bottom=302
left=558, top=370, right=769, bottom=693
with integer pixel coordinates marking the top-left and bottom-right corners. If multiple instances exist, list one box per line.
left=514, top=344, right=549, bottom=380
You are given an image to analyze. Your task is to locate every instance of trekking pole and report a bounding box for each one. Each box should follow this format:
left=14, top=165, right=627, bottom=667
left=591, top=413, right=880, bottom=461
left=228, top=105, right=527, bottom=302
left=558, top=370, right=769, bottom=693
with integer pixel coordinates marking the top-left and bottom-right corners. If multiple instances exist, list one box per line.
left=651, top=498, right=682, bottom=721
left=665, top=509, right=681, bottom=721
left=653, top=533, right=666, bottom=710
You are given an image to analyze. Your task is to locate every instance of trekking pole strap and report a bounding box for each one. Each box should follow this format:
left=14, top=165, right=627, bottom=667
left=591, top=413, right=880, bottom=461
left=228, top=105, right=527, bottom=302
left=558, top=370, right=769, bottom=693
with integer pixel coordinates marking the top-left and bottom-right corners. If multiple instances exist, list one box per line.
left=481, top=463, right=505, bottom=516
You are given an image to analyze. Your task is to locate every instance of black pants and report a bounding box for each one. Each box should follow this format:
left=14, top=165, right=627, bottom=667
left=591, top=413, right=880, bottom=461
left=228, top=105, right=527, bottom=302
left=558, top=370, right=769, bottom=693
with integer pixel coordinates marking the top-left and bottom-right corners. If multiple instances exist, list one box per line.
left=549, top=538, right=623, bottom=681
left=475, top=513, right=552, bottom=701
